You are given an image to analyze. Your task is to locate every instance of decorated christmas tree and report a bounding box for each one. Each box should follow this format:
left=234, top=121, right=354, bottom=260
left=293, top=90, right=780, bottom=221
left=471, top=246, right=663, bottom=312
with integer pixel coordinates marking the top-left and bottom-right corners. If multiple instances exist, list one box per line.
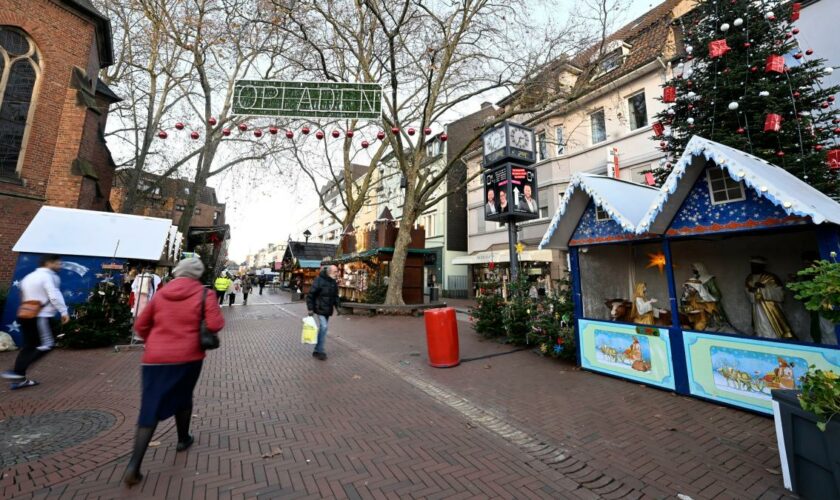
left=60, top=279, right=133, bottom=349
left=649, top=0, right=840, bottom=197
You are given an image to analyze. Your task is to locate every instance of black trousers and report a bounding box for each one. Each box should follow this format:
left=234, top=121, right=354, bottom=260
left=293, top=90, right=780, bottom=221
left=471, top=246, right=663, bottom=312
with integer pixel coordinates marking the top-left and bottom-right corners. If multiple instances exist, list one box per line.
left=13, top=317, right=54, bottom=376
left=259, top=284, right=264, bottom=295
left=243, top=292, right=249, bottom=304
left=216, top=289, right=225, bottom=305
left=228, top=294, right=235, bottom=306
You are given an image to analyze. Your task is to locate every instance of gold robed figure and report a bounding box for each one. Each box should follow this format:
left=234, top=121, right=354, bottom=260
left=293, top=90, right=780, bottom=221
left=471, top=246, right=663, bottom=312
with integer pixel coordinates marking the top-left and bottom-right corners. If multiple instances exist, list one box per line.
left=745, top=268, right=794, bottom=339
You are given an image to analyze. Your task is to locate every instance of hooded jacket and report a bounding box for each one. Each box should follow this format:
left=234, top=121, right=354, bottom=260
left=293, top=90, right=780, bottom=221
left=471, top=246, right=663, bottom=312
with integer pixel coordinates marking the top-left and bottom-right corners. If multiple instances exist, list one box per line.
left=135, top=278, right=225, bottom=364
left=306, top=268, right=340, bottom=317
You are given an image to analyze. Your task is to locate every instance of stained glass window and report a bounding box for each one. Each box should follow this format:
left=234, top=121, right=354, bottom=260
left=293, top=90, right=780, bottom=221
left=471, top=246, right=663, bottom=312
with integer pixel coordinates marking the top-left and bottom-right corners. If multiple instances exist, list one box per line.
left=0, top=27, right=40, bottom=178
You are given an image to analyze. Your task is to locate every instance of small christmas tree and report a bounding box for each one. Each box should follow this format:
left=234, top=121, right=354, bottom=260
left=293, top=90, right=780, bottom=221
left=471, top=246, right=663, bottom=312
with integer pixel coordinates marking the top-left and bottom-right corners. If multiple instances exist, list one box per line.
left=61, top=279, right=133, bottom=349
left=649, top=0, right=840, bottom=197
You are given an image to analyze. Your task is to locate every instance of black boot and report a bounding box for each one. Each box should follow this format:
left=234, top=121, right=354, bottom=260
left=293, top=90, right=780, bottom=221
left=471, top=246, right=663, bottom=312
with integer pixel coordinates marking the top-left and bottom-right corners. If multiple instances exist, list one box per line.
left=123, top=425, right=156, bottom=487
left=175, top=409, right=194, bottom=451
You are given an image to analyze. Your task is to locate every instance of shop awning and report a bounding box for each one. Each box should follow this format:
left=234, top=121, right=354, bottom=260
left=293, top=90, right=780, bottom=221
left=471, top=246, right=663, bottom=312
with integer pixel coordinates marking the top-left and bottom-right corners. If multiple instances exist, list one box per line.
left=298, top=259, right=323, bottom=268
left=451, top=249, right=553, bottom=265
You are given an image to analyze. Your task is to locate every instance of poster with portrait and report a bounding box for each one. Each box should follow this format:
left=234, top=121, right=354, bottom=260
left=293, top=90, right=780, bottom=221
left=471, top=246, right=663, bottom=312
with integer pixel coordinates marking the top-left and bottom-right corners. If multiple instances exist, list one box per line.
left=483, top=164, right=509, bottom=221
left=510, top=166, right=538, bottom=219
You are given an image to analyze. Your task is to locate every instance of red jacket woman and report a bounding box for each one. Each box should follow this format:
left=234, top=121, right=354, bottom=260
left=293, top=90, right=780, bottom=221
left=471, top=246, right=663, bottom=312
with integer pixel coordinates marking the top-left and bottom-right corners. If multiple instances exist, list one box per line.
left=124, top=258, right=224, bottom=487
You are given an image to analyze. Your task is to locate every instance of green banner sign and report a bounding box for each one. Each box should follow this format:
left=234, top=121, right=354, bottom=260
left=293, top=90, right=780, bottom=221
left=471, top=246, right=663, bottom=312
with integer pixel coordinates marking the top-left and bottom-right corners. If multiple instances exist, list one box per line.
left=233, top=80, right=382, bottom=120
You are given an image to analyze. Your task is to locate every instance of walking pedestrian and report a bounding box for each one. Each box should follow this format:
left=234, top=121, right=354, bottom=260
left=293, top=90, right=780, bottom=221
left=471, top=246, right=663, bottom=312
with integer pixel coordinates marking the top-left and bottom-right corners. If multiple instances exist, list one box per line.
left=305, top=265, right=340, bottom=361
left=131, top=267, right=160, bottom=319
left=123, top=258, right=224, bottom=487
left=213, top=273, right=232, bottom=305
left=258, top=274, right=266, bottom=295
left=241, top=276, right=253, bottom=305
left=1, top=255, right=70, bottom=389
left=226, top=276, right=241, bottom=307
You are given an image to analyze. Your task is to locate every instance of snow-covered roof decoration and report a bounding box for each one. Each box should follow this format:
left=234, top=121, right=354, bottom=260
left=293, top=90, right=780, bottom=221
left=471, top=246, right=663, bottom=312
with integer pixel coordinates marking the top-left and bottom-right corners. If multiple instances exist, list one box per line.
left=636, top=136, right=840, bottom=234
left=539, top=173, right=660, bottom=249
left=13, top=207, right=175, bottom=261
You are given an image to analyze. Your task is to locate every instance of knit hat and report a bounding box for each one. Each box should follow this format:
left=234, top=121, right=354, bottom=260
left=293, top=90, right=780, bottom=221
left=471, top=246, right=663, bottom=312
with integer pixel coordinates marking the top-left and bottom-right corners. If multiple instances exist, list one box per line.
left=172, top=258, right=204, bottom=279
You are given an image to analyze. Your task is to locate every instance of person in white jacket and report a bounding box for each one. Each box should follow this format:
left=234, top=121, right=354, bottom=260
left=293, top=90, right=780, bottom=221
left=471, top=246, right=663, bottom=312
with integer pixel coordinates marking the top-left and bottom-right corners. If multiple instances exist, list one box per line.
left=1, top=254, right=69, bottom=389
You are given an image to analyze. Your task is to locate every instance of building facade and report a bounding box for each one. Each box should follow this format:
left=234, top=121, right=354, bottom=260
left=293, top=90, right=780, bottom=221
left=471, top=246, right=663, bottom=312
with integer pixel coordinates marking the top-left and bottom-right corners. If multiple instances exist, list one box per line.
left=460, top=0, right=693, bottom=295
left=0, top=0, right=118, bottom=283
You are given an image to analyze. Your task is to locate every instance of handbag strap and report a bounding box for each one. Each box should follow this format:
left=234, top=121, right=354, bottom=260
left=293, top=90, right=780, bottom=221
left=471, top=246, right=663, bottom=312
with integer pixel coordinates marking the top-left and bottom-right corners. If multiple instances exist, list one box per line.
left=200, top=288, right=207, bottom=321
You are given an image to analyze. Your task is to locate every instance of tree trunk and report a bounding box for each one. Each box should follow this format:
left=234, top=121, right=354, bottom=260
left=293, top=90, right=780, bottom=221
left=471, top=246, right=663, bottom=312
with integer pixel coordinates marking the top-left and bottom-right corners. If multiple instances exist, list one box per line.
left=384, top=203, right=416, bottom=306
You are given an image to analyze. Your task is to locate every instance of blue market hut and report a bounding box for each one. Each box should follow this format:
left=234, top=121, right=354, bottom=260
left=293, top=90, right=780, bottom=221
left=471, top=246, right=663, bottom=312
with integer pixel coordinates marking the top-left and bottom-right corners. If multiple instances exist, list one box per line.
left=540, top=136, right=840, bottom=414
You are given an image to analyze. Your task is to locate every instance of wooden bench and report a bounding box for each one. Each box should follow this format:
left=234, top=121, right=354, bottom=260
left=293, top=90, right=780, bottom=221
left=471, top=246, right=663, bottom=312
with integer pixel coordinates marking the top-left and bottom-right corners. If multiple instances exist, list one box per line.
left=338, top=302, right=448, bottom=317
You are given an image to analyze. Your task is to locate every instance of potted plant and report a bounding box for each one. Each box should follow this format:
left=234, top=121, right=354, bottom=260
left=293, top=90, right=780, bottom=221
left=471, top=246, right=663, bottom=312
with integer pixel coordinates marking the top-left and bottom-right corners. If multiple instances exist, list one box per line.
left=771, top=365, right=840, bottom=498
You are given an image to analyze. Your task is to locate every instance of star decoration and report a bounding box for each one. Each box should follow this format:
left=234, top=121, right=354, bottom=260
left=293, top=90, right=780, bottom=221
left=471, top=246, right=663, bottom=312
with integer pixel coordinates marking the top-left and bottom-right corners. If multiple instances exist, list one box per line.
left=11, top=280, right=20, bottom=288
left=515, top=242, right=525, bottom=255
left=646, top=252, right=667, bottom=274
left=6, top=321, right=20, bottom=333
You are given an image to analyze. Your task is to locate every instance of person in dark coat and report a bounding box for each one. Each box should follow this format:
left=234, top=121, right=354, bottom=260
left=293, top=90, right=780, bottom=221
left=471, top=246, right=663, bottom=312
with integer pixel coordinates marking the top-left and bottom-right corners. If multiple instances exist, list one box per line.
left=123, top=258, right=225, bottom=487
left=306, top=265, right=340, bottom=360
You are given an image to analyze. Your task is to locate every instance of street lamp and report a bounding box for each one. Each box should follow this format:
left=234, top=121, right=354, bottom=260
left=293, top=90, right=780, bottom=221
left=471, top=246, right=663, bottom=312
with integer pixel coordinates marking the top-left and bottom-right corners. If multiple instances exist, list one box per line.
left=303, top=229, right=311, bottom=243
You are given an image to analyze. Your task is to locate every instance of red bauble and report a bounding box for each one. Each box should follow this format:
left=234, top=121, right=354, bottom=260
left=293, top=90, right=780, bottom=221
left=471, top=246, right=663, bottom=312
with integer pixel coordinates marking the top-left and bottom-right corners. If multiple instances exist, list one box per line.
left=331, top=130, right=340, bottom=138
left=829, top=96, right=836, bottom=102
left=736, top=127, right=745, bottom=134
left=423, top=127, right=432, bottom=135
left=686, top=80, right=693, bottom=87
left=815, top=144, right=824, bottom=151
left=776, top=150, right=785, bottom=158
left=659, top=141, right=667, bottom=147
left=834, top=119, right=840, bottom=124
left=254, top=129, right=263, bottom=138
left=785, top=33, right=792, bottom=39
left=688, top=104, right=694, bottom=111
left=315, top=130, right=325, bottom=140
left=190, top=131, right=200, bottom=140
left=157, top=131, right=168, bottom=139
left=175, top=122, right=185, bottom=130
left=208, top=117, right=217, bottom=126
left=408, top=128, right=416, bottom=136
left=269, top=126, right=279, bottom=135
left=834, top=127, right=840, bottom=135
left=301, top=126, right=310, bottom=135
left=764, top=114, right=783, bottom=132
left=346, top=130, right=354, bottom=138
left=285, top=130, right=294, bottom=139
left=663, top=86, right=676, bottom=103
left=723, top=67, right=730, bottom=74
left=768, top=14, right=776, bottom=21
left=377, top=130, right=385, bottom=140
left=222, top=128, right=231, bottom=137
left=791, top=3, right=802, bottom=22
left=793, top=53, right=803, bottom=60
left=238, top=123, right=248, bottom=132
left=439, top=133, right=448, bottom=142
left=750, top=66, right=758, bottom=73
left=792, top=28, right=800, bottom=35
left=743, top=42, right=751, bottom=48
left=822, top=102, right=830, bottom=109
left=830, top=149, right=840, bottom=170
left=391, top=126, right=400, bottom=135
left=806, top=49, right=814, bottom=56
left=361, top=140, right=370, bottom=149
left=793, top=91, right=801, bottom=98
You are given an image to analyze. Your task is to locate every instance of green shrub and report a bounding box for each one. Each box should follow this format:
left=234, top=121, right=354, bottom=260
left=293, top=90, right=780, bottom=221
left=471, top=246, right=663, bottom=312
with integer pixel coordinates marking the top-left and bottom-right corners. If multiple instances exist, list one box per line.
left=363, top=278, right=388, bottom=304
left=787, top=258, right=840, bottom=324
left=799, top=365, right=840, bottom=431
left=470, top=281, right=505, bottom=338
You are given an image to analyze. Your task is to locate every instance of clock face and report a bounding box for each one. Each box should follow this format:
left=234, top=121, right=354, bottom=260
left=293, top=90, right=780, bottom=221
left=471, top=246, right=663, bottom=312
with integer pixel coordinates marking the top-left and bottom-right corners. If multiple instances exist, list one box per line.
left=508, top=126, right=533, bottom=152
left=482, top=127, right=506, bottom=156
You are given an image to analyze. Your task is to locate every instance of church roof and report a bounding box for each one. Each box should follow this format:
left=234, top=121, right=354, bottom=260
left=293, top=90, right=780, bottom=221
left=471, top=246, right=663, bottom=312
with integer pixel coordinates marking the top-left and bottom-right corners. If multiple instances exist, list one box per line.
left=636, top=136, right=840, bottom=234
left=62, top=0, right=114, bottom=67
left=539, top=173, right=660, bottom=249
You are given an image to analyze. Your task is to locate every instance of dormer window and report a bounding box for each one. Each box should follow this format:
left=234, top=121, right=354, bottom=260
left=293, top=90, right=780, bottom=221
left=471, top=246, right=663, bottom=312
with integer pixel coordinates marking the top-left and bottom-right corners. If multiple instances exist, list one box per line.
left=595, top=205, right=611, bottom=222
left=590, top=40, right=631, bottom=80
left=706, top=165, right=745, bottom=205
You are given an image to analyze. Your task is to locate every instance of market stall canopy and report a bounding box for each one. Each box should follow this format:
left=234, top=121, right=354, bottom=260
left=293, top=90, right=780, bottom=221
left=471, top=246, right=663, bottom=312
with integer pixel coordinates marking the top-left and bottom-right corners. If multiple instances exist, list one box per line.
left=452, top=248, right=553, bottom=265
left=539, top=173, right=660, bottom=250
left=13, top=207, right=175, bottom=261
left=637, top=136, right=840, bottom=235
left=284, top=241, right=337, bottom=268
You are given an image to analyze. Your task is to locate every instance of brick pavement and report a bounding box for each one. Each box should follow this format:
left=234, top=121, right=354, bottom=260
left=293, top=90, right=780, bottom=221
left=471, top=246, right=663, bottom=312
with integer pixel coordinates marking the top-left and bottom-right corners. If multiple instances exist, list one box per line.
left=1, top=291, right=587, bottom=499
left=0, top=289, right=795, bottom=499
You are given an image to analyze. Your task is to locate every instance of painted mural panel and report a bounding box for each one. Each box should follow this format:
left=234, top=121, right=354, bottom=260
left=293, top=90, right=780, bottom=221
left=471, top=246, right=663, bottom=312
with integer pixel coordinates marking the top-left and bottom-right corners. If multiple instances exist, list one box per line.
left=684, top=330, right=840, bottom=414
left=579, top=319, right=675, bottom=390
left=667, top=169, right=808, bottom=236
left=1, top=253, right=126, bottom=345
left=570, top=201, right=655, bottom=246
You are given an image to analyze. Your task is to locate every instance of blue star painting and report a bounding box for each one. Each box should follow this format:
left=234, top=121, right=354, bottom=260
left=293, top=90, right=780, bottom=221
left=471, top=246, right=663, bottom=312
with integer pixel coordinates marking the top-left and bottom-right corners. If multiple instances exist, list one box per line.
left=667, top=169, right=808, bottom=236
left=570, top=201, right=657, bottom=246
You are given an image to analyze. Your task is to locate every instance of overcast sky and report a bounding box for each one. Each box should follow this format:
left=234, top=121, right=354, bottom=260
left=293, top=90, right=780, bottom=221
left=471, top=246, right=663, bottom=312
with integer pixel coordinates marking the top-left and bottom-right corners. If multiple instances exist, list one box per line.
left=221, top=0, right=665, bottom=263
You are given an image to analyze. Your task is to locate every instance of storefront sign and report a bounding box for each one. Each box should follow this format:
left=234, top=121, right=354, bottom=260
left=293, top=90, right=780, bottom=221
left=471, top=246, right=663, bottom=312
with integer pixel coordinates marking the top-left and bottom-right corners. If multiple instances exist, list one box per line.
left=579, top=319, right=675, bottom=390
left=683, top=331, right=840, bottom=414
left=233, top=80, right=382, bottom=119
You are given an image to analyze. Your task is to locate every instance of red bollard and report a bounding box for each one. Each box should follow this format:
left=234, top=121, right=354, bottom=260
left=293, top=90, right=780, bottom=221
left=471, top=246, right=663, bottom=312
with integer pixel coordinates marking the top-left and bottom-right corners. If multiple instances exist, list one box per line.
left=423, top=307, right=460, bottom=368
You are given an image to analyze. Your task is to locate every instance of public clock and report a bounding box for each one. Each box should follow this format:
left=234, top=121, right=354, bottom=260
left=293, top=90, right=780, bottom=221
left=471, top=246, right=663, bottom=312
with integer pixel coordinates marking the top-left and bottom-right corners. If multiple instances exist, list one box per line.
left=481, top=121, right=536, bottom=168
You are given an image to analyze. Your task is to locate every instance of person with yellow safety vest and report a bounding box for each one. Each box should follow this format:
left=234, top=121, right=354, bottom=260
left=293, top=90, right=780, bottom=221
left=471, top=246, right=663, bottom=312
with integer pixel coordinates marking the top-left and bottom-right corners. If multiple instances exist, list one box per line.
left=213, top=274, right=232, bottom=306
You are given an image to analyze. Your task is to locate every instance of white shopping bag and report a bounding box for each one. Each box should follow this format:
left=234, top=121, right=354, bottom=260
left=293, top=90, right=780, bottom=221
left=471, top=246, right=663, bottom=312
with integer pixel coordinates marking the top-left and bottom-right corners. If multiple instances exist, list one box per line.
left=301, top=316, right=318, bottom=344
